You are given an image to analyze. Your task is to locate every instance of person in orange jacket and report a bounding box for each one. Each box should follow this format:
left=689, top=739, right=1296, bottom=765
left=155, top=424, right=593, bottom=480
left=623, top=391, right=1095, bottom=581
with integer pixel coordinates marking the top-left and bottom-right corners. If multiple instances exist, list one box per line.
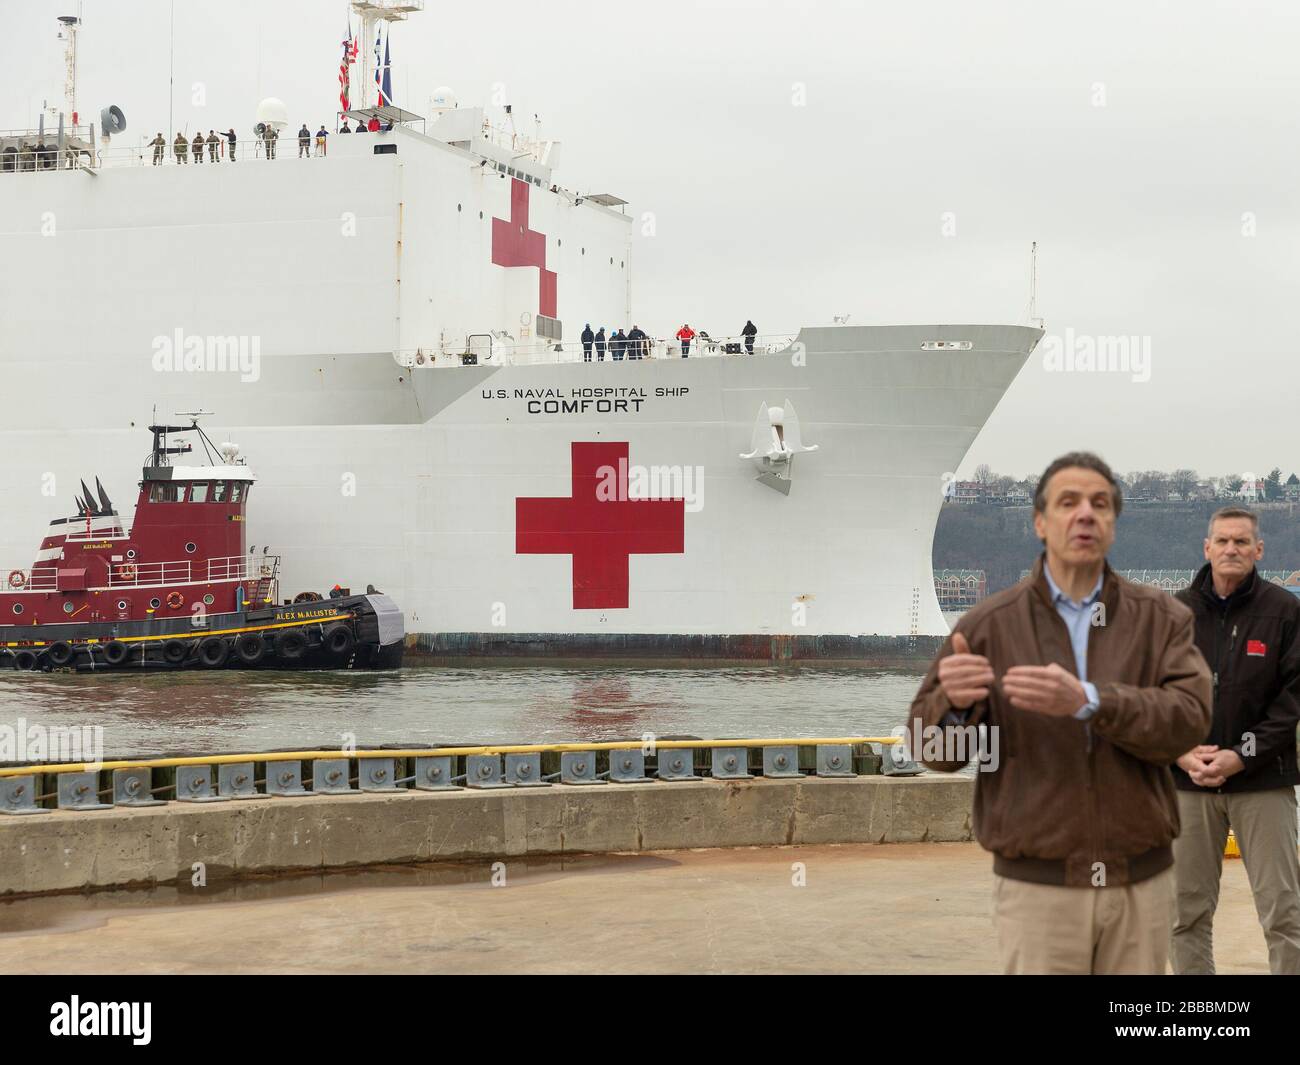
left=675, top=323, right=696, bottom=358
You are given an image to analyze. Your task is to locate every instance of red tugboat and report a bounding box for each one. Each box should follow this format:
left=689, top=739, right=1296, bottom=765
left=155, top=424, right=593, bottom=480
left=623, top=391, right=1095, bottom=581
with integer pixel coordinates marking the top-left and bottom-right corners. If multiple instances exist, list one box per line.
left=0, top=420, right=404, bottom=672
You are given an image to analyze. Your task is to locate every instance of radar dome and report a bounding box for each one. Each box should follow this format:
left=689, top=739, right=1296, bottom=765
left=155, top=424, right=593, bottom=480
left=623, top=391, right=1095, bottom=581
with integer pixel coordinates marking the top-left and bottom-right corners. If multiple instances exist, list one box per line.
left=431, top=87, right=458, bottom=112
left=255, top=97, right=288, bottom=130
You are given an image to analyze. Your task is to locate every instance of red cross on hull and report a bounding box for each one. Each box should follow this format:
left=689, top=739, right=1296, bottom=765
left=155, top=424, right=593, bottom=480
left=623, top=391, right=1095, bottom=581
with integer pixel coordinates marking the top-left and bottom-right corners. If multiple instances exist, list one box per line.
left=491, top=178, right=558, bottom=318
left=516, top=442, right=686, bottom=610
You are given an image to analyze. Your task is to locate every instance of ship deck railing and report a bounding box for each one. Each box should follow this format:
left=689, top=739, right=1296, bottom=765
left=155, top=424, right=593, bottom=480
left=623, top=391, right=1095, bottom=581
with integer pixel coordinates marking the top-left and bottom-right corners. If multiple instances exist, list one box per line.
left=2, top=136, right=388, bottom=172
left=6, top=555, right=280, bottom=594
left=397, top=333, right=799, bottom=369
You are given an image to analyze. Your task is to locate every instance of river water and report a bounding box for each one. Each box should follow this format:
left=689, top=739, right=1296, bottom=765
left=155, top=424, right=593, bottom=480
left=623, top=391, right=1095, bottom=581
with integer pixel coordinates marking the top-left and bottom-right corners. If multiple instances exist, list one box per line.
left=0, top=665, right=928, bottom=759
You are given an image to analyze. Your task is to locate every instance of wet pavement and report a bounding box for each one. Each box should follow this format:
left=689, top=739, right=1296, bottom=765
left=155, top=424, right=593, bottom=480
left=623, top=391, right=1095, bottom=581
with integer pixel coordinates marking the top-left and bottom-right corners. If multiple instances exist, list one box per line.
left=0, top=842, right=1271, bottom=974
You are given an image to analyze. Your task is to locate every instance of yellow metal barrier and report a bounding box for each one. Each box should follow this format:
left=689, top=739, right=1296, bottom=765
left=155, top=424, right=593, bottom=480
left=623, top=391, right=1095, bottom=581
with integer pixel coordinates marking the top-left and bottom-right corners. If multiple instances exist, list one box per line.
left=0, top=735, right=902, bottom=778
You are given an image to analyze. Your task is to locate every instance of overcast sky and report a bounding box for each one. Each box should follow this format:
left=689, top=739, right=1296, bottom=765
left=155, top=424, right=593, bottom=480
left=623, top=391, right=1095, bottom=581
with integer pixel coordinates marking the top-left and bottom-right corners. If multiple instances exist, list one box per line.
left=4, top=0, right=1297, bottom=479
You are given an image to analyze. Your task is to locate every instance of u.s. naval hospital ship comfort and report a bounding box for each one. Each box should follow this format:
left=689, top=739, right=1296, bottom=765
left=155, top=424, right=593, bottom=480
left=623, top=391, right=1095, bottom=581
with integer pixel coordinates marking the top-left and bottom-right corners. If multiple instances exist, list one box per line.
left=0, top=3, right=1040, bottom=662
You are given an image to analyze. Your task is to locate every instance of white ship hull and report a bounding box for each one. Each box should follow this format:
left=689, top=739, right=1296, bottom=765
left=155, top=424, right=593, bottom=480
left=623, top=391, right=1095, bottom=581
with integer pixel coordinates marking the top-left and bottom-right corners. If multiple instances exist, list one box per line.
left=0, top=126, right=1040, bottom=648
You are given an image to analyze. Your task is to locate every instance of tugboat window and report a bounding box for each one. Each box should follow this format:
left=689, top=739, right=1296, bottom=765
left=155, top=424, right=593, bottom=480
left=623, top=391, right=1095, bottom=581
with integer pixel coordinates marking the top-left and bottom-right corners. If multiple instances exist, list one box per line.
left=12, top=604, right=22, bottom=615
left=63, top=602, right=74, bottom=614
left=126, top=549, right=137, bottom=559
left=191, top=483, right=211, bottom=503
left=117, top=600, right=128, bottom=610
left=149, top=483, right=180, bottom=503
left=185, top=542, right=197, bottom=554
left=203, top=594, right=214, bottom=606
left=149, top=598, right=161, bottom=609
left=231, top=483, right=244, bottom=504
left=212, top=482, right=228, bottom=503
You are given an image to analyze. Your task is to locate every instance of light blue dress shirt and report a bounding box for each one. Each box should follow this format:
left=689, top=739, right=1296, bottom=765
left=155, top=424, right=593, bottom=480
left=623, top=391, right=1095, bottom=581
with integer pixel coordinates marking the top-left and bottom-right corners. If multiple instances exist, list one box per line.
left=1042, top=563, right=1102, bottom=720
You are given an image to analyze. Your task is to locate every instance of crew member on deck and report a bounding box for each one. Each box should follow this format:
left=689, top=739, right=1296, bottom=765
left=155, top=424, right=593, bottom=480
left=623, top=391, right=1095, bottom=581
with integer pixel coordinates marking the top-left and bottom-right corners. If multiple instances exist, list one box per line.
left=742, top=319, right=757, bottom=355
left=316, top=126, right=329, bottom=156
left=174, top=132, right=188, bottom=163
left=263, top=124, right=278, bottom=159
left=626, top=325, right=648, bottom=360
left=676, top=323, right=696, bottom=358
left=298, top=124, right=311, bottom=157
left=207, top=130, right=220, bottom=162
left=339, top=120, right=352, bottom=134
left=151, top=133, right=166, bottom=165
left=226, top=128, right=237, bottom=160
left=581, top=324, right=595, bottom=363
left=611, top=328, right=627, bottom=362
left=192, top=132, right=205, bottom=163
left=595, top=327, right=607, bottom=362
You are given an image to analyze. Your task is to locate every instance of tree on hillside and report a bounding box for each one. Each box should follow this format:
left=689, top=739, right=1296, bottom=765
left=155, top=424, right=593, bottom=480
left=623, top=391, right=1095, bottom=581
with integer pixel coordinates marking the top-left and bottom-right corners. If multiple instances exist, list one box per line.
left=974, top=464, right=993, bottom=486
left=1170, top=469, right=1198, bottom=500
left=1287, top=473, right=1300, bottom=487
left=1131, top=470, right=1170, bottom=501
left=1224, top=475, right=1244, bottom=494
left=1265, top=468, right=1283, bottom=500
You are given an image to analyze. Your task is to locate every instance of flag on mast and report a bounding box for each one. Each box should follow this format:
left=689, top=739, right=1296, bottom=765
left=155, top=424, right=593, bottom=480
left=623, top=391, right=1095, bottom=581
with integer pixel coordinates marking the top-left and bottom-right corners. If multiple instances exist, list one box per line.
left=338, top=20, right=358, bottom=112
left=381, top=32, right=394, bottom=106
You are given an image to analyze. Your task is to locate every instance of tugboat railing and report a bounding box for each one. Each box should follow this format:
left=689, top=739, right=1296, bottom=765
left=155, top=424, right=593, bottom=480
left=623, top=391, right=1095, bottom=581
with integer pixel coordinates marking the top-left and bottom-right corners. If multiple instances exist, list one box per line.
left=107, top=555, right=280, bottom=588
left=6, top=555, right=280, bottom=593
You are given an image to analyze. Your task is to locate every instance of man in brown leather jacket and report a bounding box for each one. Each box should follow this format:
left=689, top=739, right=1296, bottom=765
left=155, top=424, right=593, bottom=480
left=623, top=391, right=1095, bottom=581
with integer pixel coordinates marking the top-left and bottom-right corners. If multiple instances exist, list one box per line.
left=908, top=451, right=1213, bottom=974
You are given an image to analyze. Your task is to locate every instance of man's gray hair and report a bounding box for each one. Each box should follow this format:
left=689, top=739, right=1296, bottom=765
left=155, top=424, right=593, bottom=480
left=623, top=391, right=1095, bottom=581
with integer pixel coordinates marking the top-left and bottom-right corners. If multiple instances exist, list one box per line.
left=1208, top=506, right=1259, bottom=539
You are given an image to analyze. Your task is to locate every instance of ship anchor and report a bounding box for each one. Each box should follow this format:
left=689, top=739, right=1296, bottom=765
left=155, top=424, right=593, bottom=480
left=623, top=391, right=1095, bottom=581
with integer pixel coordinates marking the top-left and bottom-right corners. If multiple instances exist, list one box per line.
left=739, top=400, right=820, bottom=495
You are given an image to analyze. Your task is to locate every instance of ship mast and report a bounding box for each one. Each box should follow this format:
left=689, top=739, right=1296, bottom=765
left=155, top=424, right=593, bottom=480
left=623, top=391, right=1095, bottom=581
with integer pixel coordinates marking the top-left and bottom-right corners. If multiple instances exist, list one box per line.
left=350, top=1, right=423, bottom=111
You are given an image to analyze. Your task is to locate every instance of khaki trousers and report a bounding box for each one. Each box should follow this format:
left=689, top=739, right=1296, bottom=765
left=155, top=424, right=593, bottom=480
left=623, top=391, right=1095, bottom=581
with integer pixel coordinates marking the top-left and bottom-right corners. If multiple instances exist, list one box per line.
left=993, top=868, right=1175, bottom=974
left=1171, top=787, right=1300, bottom=975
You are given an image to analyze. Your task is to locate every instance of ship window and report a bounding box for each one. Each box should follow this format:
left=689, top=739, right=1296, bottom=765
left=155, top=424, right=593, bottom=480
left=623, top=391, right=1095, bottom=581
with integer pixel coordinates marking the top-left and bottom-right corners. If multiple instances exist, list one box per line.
left=211, top=482, right=228, bottom=503
left=191, top=483, right=211, bottom=503
left=230, top=483, right=244, bottom=503
left=63, top=601, right=74, bottom=614
left=149, top=598, right=161, bottom=609
left=149, top=483, right=180, bottom=503
left=126, top=549, right=137, bottom=559
left=117, top=600, right=128, bottom=610
left=12, top=604, right=22, bottom=615
left=185, top=542, right=197, bottom=554
left=203, top=594, right=214, bottom=606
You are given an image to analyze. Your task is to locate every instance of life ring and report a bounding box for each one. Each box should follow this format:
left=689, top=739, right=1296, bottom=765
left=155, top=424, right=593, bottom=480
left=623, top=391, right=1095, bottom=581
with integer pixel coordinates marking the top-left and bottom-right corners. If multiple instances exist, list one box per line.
left=116, top=563, right=137, bottom=581
left=166, top=591, right=185, bottom=610
left=7, top=570, right=25, bottom=589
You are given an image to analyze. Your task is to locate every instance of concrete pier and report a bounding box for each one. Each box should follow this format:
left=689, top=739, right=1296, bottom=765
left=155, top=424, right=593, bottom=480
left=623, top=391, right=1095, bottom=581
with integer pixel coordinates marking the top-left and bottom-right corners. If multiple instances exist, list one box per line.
left=0, top=843, right=1271, bottom=974
left=0, top=775, right=971, bottom=897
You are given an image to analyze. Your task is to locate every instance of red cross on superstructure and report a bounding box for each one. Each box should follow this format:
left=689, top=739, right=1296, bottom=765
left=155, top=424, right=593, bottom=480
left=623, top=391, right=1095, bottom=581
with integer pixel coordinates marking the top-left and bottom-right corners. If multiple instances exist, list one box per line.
left=491, top=178, right=558, bottom=318
left=516, top=442, right=686, bottom=610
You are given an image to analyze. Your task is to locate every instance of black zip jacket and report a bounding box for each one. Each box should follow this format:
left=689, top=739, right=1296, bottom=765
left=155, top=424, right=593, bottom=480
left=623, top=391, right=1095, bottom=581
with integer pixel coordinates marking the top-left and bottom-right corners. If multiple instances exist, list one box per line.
left=1173, top=564, right=1300, bottom=793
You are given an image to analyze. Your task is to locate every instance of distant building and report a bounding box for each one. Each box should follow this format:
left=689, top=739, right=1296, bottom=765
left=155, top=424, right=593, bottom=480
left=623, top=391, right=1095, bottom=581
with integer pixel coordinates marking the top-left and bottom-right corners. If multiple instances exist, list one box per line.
left=934, top=569, right=987, bottom=610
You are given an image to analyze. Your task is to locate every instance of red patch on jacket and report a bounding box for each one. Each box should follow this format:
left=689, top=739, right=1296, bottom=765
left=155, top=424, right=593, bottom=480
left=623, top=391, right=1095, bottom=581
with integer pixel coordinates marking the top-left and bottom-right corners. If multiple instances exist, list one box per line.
left=1246, top=639, right=1267, bottom=657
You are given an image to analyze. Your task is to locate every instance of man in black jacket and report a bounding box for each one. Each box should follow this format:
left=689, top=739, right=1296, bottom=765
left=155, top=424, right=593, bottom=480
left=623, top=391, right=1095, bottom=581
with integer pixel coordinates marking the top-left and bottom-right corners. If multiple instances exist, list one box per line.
left=1171, top=507, right=1300, bottom=974
left=580, top=324, right=594, bottom=363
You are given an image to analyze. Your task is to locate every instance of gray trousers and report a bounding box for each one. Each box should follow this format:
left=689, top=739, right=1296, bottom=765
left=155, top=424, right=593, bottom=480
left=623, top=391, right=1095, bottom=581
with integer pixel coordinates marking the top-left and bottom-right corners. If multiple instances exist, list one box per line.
left=1171, top=787, right=1300, bottom=974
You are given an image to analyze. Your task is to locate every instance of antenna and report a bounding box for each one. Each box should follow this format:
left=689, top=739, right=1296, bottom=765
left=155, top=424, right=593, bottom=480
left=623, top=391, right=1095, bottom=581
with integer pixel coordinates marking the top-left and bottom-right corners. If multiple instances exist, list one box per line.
left=56, top=9, right=82, bottom=126
left=1029, top=241, right=1044, bottom=329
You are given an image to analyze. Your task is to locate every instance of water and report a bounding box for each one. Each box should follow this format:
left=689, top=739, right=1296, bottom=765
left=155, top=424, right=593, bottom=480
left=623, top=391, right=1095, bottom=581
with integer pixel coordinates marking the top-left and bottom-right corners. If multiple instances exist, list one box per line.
left=0, top=665, right=927, bottom=758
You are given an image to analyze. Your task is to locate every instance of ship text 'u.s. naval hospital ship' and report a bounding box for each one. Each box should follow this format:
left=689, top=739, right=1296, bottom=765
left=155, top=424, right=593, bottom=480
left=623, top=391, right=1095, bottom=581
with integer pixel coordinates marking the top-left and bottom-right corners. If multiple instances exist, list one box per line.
left=0, top=3, right=1041, bottom=664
